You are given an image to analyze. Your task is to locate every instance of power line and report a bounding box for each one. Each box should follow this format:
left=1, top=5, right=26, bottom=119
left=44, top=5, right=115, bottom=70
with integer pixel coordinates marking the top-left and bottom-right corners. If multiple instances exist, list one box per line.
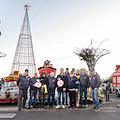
left=51, top=55, right=76, bottom=62
left=36, top=55, right=76, bottom=64
left=30, top=0, right=48, bottom=22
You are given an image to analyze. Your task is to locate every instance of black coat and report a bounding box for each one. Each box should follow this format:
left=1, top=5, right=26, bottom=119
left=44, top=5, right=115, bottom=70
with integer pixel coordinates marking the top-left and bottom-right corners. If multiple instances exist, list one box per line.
left=56, top=74, right=68, bottom=92
left=29, top=77, right=38, bottom=90
left=39, top=76, right=48, bottom=85
left=17, top=74, right=30, bottom=90
left=47, top=76, right=56, bottom=91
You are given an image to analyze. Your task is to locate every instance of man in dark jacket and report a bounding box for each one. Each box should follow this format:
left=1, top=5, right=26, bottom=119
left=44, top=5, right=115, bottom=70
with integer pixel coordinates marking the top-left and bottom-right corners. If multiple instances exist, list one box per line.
left=17, top=69, right=30, bottom=111
left=56, top=68, right=68, bottom=109
left=68, top=71, right=79, bottom=108
left=28, top=73, right=38, bottom=109
left=79, top=68, right=90, bottom=108
left=47, top=72, right=56, bottom=108
left=90, top=68, right=101, bottom=112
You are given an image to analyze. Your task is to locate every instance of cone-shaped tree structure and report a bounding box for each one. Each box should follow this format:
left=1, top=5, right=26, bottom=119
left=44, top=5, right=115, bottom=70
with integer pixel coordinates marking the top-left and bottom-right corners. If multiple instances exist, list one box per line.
left=11, top=5, right=36, bottom=76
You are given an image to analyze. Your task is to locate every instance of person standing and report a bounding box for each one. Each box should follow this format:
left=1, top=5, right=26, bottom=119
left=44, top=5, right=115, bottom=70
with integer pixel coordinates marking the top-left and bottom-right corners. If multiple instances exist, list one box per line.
left=47, top=72, right=56, bottom=108
left=68, top=71, right=79, bottom=108
left=39, top=72, right=48, bottom=108
left=79, top=68, right=90, bottom=108
left=76, top=69, right=80, bottom=80
left=65, top=68, right=70, bottom=77
left=90, top=68, right=101, bottom=112
left=17, top=69, right=30, bottom=111
left=75, top=69, right=80, bottom=107
left=56, top=68, right=68, bottom=109
left=1, top=78, right=4, bottom=85
left=64, top=68, right=69, bottom=105
left=28, top=73, right=38, bottom=109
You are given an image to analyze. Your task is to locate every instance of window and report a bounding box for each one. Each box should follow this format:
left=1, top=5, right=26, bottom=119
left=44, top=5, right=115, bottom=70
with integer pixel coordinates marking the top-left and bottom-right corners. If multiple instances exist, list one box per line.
left=113, top=77, right=116, bottom=83
left=117, top=77, right=120, bottom=83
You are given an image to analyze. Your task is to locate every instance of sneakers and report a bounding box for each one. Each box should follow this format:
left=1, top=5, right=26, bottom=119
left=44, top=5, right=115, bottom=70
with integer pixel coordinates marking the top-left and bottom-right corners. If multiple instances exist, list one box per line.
left=94, top=108, right=100, bottom=112
left=61, top=105, right=65, bottom=109
left=56, top=105, right=61, bottom=109
left=56, top=105, right=66, bottom=109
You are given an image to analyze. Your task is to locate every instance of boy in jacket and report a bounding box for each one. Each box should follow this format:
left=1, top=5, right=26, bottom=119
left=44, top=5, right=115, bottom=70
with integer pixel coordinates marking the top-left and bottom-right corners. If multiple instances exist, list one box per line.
left=47, top=72, right=56, bottom=108
left=68, top=71, right=79, bottom=108
left=17, top=69, right=30, bottom=111
left=56, top=68, right=68, bottom=109
left=90, top=68, right=101, bottom=112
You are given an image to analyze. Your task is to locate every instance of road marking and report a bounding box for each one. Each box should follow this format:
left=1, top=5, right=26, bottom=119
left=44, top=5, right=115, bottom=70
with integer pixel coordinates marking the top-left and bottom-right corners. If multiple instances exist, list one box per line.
left=0, top=113, right=16, bottom=118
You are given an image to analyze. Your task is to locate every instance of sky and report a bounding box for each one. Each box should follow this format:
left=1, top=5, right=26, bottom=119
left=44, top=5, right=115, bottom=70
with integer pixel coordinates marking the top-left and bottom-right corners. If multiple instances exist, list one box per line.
left=0, top=0, right=120, bottom=79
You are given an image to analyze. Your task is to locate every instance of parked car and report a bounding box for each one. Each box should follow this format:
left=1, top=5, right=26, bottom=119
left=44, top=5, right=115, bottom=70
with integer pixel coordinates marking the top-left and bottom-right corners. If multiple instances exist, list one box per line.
left=0, top=81, right=19, bottom=103
left=82, top=86, right=104, bottom=104
left=115, top=87, right=120, bottom=97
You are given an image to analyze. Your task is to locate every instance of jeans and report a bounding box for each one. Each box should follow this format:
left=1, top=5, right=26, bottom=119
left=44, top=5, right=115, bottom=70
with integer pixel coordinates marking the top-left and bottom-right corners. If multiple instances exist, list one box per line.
left=80, top=87, right=87, bottom=106
left=91, top=88, right=99, bottom=108
left=48, top=90, right=55, bottom=106
left=18, top=89, right=27, bottom=108
left=58, top=92, right=65, bottom=105
left=29, top=90, right=37, bottom=108
left=69, top=91, right=76, bottom=107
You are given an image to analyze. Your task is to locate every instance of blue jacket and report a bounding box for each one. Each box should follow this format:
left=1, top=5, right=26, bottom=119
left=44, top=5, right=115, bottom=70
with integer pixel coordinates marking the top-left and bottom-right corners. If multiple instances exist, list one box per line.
left=68, top=76, right=79, bottom=90
left=79, top=74, right=90, bottom=88
left=17, top=74, right=30, bottom=90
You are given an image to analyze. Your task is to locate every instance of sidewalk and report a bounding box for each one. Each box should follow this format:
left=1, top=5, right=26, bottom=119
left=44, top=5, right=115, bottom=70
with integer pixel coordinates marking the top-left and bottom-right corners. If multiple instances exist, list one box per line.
left=0, top=94, right=120, bottom=112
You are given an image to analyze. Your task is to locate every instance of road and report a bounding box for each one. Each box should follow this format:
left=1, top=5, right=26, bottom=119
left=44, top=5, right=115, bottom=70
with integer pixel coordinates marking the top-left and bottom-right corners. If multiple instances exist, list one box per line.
left=0, top=93, right=120, bottom=120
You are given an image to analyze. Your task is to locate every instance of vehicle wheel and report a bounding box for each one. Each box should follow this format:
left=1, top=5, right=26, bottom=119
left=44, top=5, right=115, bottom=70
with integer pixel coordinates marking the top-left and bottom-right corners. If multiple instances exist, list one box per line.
left=116, top=90, right=120, bottom=97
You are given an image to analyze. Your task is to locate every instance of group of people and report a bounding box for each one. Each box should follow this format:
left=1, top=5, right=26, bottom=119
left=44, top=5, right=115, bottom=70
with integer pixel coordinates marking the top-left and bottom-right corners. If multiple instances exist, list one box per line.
left=17, top=67, right=101, bottom=112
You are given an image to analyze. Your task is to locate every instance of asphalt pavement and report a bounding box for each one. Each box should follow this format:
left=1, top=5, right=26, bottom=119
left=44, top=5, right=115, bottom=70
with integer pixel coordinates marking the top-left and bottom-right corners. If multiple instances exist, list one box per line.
left=0, top=93, right=120, bottom=120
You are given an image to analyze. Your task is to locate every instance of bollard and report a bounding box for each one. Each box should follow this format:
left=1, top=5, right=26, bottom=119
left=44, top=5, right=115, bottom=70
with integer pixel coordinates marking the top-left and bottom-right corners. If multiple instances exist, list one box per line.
left=106, top=85, right=110, bottom=101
